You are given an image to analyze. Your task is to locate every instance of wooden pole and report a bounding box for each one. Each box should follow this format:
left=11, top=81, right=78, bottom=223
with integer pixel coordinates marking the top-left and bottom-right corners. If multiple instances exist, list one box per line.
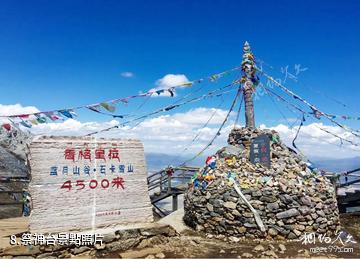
left=241, top=41, right=258, bottom=129
left=244, top=81, right=255, bottom=128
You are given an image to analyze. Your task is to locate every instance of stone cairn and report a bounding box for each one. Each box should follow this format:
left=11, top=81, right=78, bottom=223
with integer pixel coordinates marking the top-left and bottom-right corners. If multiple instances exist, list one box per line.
left=184, top=127, right=340, bottom=239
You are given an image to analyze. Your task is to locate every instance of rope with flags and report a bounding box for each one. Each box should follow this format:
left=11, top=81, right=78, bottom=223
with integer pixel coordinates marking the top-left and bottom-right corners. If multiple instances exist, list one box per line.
left=84, top=82, right=240, bottom=136
left=260, top=84, right=360, bottom=148
left=0, top=65, right=241, bottom=131
left=179, top=85, right=243, bottom=166
left=258, top=68, right=360, bottom=139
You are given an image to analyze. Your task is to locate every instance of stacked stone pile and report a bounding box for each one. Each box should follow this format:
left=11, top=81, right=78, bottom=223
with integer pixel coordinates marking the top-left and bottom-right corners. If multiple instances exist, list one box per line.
left=184, top=127, right=340, bottom=239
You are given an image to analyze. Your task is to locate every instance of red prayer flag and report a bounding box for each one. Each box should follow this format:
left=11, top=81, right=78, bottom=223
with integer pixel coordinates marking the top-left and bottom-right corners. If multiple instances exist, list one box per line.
left=2, top=123, right=11, bottom=131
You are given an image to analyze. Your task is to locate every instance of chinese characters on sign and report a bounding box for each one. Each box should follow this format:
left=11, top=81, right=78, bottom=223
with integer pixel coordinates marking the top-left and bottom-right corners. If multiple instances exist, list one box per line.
left=49, top=148, right=133, bottom=191
left=64, top=147, right=121, bottom=162
left=250, top=134, right=271, bottom=168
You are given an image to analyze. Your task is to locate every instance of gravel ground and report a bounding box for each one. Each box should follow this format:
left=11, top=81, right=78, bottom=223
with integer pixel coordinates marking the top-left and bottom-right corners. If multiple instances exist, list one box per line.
left=97, top=213, right=360, bottom=258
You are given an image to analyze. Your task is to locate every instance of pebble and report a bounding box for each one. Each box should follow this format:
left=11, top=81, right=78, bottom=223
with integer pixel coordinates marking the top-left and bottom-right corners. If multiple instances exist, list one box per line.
left=253, top=244, right=265, bottom=252
left=241, top=252, right=253, bottom=258
left=278, top=244, right=286, bottom=253
left=155, top=252, right=165, bottom=258
left=229, top=236, right=240, bottom=242
left=223, top=201, right=237, bottom=209
left=263, top=250, right=278, bottom=258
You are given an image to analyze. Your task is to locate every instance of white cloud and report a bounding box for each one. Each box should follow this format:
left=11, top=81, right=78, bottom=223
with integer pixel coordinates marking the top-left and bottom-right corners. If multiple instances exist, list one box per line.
left=30, top=119, right=120, bottom=136
left=0, top=104, right=39, bottom=124
left=150, top=74, right=190, bottom=97
left=27, top=112, right=360, bottom=160
left=120, top=71, right=134, bottom=78
left=0, top=104, right=39, bottom=116
left=260, top=123, right=360, bottom=159
left=1, top=103, right=359, bottom=161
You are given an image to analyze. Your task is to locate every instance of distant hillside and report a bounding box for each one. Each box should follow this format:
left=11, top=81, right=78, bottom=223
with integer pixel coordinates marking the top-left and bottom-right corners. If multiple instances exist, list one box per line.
left=311, top=157, right=360, bottom=172
left=145, top=153, right=360, bottom=173
left=145, top=153, right=203, bottom=172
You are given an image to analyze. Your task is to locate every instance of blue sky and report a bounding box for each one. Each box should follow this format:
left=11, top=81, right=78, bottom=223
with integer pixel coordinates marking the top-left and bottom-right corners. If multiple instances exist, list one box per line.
left=1, top=0, right=360, bottom=159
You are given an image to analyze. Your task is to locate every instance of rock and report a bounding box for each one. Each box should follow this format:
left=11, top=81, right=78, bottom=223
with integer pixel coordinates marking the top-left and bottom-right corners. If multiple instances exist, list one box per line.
left=276, top=220, right=284, bottom=227
left=295, top=224, right=305, bottom=231
left=316, top=210, right=325, bottom=217
left=263, top=250, right=278, bottom=258
left=95, top=243, right=106, bottom=250
left=267, top=202, right=279, bottom=212
left=119, top=248, right=162, bottom=259
left=252, top=190, right=262, bottom=197
left=276, top=208, right=300, bottom=219
left=268, top=228, right=278, bottom=236
left=260, top=196, right=277, bottom=203
left=1, top=245, right=41, bottom=256
left=103, top=232, right=116, bottom=243
left=36, top=253, right=57, bottom=259
left=220, top=249, right=226, bottom=253
left=145, top=255, right=156, bottom=259
left=106, top=238, right=140, bottom=252
left=298, top=249, right=310, bottom=257
left=206, top=192, right=211, bottom=199
left=243, top=212, right=253, bottom=218
left=232, top=210, right=241, bottom=216
left=244, top=223, right=257, bottom=228
left=140, top=226, right=176, bottom=237
left=238, top=227, right=247, bottom=234
left=241, top=252, right=253, bottom=258
left=156, top=252, right=166, bottom=258
left=278, top=244, right=286, bottom=253
left=279, top=194, right=293, bottom=204
left=310, top=213, right=318, bottom=219
left=59, top=250, right=71, bottom=258
left=288, top=232, right=297, bottom=239
left=141, top=236, right=167, bottom=249
left=213, top=199, right=224, bottom=207
left=71, top=246, right=90, bottom=255
left=223, top=201, right=237, bottom=209
left=298, top=206, right=311, bottom=215
left=220, top=145, right=244, bottom=157
left=206, top=203, right=214, bottom=212
left=253, top=244, right=265, bottom=252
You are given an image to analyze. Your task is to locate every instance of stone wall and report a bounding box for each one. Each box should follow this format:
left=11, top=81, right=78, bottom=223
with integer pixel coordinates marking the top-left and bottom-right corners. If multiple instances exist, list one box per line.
left=184, top=127, right=340, bottom=239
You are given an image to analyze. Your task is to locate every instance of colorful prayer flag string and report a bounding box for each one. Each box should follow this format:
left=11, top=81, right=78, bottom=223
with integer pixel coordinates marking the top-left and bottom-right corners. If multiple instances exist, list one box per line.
left=0, top=66, right=240, bottom=125
left=179, top=84, right=243, bottom=166
left=260, top=84, right=360, bottom=148
left=84, top=82, right=240, bottom=137
left=257, top=68, right=360, bottom=139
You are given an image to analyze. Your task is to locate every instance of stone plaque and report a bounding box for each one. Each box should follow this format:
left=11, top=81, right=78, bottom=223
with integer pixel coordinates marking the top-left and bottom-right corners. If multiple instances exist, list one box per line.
left=250, top=134, right=271, bottom=168
left=28, top=136, right=153, bottom=233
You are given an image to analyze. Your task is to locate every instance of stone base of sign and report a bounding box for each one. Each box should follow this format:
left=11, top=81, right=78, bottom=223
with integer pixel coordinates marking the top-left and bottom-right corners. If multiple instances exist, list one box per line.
left=158, top=208, right=191, bottom=234
left=183, top=127, right=341, bottom=239
left=0, top=217, right=177, bottom=258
